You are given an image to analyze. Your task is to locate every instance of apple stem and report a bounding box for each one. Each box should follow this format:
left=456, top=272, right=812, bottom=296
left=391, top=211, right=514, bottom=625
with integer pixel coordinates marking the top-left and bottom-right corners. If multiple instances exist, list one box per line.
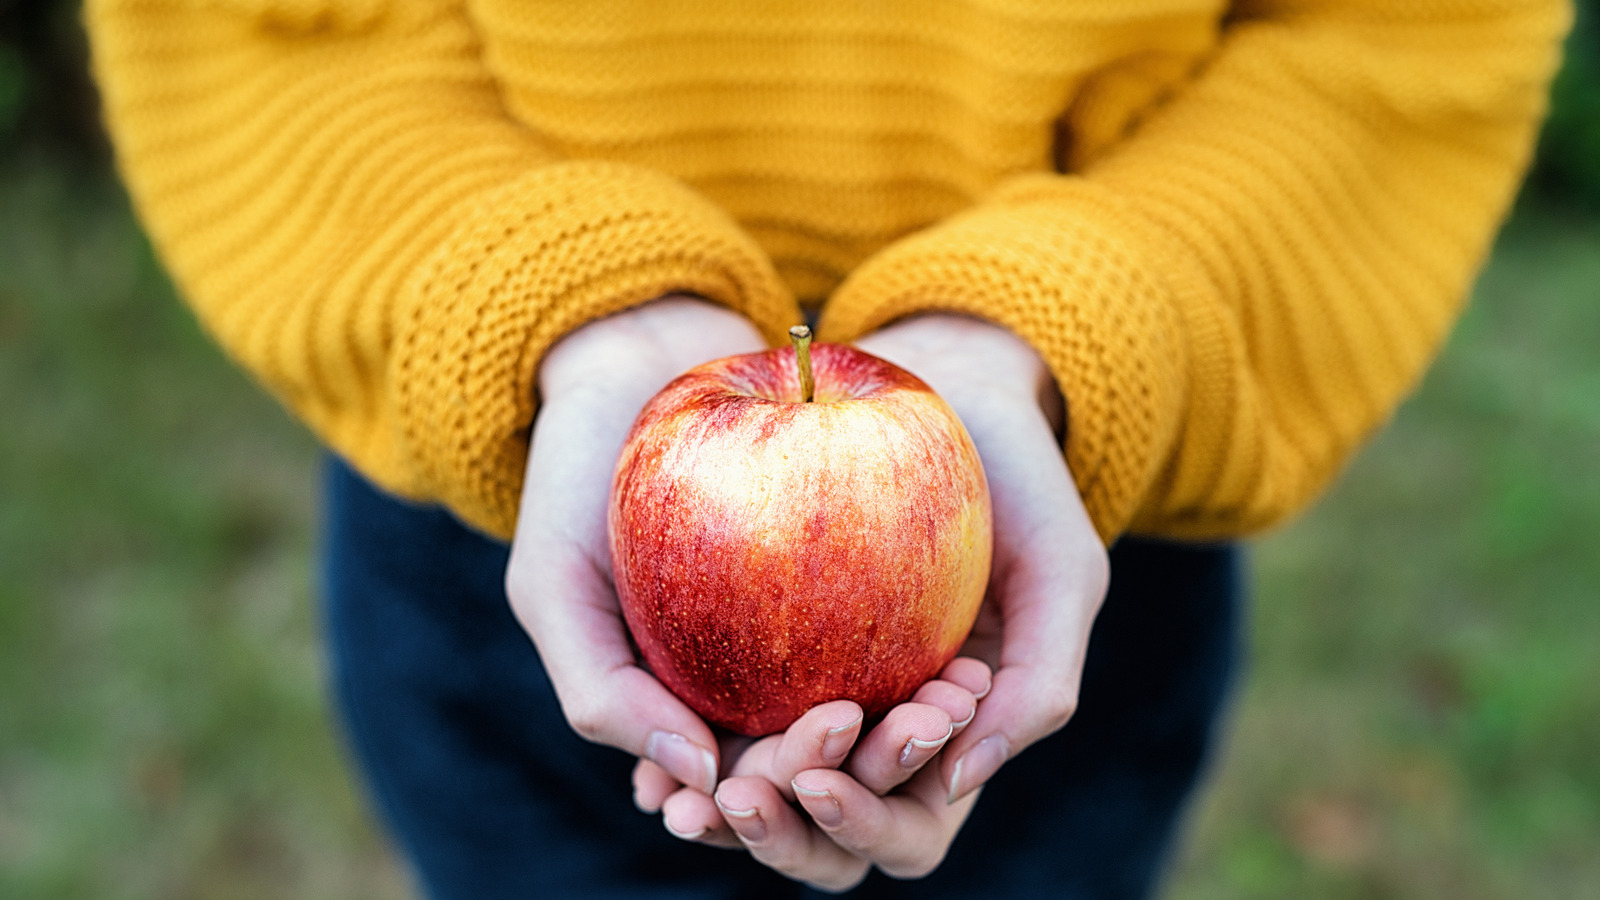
left=788, top=325, right=815, bottom=403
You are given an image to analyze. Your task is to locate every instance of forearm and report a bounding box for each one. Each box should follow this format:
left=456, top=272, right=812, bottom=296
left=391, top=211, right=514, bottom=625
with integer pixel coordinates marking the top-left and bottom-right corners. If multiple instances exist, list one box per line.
left=820, top=0, right=1569, bottom=542
left=87, top=0, right=799, bottom=537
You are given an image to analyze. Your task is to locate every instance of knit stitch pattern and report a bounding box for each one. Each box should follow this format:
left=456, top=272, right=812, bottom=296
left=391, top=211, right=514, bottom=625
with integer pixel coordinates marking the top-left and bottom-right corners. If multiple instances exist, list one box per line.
left=86, top=0, right=1567, bottom=541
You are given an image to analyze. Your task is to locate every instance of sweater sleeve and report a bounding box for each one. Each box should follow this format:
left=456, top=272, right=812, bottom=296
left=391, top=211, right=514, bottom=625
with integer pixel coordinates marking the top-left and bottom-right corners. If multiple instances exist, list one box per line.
left=85, top=0, right=800, bottom=539
left=817, top=0, right=1569, bottom=543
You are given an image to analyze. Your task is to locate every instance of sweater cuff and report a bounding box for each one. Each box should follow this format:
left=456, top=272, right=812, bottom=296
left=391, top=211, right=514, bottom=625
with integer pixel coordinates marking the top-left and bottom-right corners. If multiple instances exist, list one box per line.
left=391, top=161, right=799, bottom=539
left=818, top=176, right=1188, bottom=542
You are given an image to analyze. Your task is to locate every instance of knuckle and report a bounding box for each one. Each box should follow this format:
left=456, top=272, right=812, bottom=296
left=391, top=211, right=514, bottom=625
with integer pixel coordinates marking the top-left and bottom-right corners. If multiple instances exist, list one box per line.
left=880, top=846, right=948, bottom=881
left=502, top=568, right=544, bottom=631
left=1080, top=544, right=1111, bottom=601
left=561, top=698, right=609, bottom=743
left=502, top=564, right=524, bottom=601
left=1038, top=683, right=1080, bottom=734
left=832, top=821, right=887, bottom=855
left=502, top=568, right=530, bottom=612
left=808, top=863, right=871, bottom=894
left=754, top=849, right=812, bottom=885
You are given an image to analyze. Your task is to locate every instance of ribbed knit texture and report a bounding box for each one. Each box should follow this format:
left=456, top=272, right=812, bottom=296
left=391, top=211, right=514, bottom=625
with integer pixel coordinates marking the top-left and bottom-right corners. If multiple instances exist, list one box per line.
left=86, top=0, right=1567, bottom=541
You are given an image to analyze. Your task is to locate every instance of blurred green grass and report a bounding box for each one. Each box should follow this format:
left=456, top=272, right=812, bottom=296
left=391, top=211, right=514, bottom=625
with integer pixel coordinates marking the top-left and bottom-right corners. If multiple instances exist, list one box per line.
left=3, top=161, right=1598, bottom=898
left=0, top=161, right=403, bottom=899
left=1168, top=202, right=1600, bottom=899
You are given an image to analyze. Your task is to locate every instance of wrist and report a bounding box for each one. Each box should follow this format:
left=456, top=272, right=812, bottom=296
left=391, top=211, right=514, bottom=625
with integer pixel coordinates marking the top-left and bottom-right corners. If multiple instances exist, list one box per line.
left=538, top=295, right=767, bottom=402
left=853, top=314, right=1065, bottom=437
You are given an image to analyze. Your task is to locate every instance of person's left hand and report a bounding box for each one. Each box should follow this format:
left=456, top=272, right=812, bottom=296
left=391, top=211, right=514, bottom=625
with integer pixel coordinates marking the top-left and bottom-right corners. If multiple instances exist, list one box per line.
left=636, top=314, right=1109, bottom=891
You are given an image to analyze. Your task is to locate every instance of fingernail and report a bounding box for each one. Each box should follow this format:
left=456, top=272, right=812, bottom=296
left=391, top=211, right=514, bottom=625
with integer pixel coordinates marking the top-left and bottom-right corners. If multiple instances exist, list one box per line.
left=821, top=714, right=863, bottom=763
left=899, top=722, right=954, bottom=768
left=715, top=794, right=768, bottom=843
left=973, top=676, right=992, bottom=701
left=632, top=783, right=655, bottom=814
left=646, top=731, right=717, bottom=794
left=792, top=781, right=843, bottom=829
left=662, top=818, right=706, bottom=841
left=948, top=734, right=1010, bottom=804
left=951, top=704, right=977, bottom=732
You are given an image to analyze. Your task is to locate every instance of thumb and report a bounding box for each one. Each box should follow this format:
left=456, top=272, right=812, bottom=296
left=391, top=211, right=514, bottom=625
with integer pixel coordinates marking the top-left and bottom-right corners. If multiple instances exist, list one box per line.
left=506, top=383, right=722, bottom=793
left=507, top=532, right=724, bottom=794
left=937, top=537, right=1107, bottom=804
left=933, top=400, right=1109, bottom=804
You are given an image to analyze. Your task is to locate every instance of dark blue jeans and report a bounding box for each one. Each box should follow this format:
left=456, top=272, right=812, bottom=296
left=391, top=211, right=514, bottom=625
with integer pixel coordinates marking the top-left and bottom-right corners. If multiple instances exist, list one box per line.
left=319, top=455, right=1242, bottom=899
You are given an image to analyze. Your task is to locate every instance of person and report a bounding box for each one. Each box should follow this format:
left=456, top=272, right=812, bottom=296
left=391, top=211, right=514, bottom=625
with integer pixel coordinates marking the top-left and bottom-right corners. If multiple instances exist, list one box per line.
left=84, top=0, right=1568, bottom=896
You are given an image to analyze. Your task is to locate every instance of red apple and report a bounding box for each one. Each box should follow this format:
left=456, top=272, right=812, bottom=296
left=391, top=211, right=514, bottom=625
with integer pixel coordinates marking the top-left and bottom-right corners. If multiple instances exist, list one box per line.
left=607, top=332, right=992, bottom=736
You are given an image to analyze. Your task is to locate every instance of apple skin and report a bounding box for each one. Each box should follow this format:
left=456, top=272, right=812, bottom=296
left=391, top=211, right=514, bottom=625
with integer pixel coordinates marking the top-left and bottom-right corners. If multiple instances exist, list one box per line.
left=607, top=341, right=992, bottom=737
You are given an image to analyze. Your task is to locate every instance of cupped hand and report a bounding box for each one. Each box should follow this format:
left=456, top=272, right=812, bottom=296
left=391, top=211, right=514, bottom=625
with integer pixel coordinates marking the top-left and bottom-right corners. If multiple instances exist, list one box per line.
left=635, top=656, right=993, bottom=890
left=645, top=313, right=1109, bottom=890
left=504, top=295, right=767, bottom=794
left=854, top=314, right=1109, bottom=808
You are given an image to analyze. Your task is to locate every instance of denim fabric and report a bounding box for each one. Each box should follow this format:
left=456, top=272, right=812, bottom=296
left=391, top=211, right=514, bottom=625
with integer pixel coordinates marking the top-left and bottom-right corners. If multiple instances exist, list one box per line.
left=319, top=455, right=1242, bottom=899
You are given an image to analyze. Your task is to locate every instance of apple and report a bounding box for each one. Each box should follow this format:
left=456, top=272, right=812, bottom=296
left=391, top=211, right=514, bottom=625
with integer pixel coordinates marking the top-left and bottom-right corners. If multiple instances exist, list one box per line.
left=607, top=327, right=992, bottom=736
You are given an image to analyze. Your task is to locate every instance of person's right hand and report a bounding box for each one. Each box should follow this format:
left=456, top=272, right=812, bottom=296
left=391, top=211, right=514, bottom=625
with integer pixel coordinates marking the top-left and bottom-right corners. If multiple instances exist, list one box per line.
left=504, top=295, right=768, bottom=795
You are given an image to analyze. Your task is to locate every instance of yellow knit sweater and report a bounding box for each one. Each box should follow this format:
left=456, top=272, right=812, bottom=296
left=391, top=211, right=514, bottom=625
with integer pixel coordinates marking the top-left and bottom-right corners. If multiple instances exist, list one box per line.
left=85, top=0, right=1567, bottom=542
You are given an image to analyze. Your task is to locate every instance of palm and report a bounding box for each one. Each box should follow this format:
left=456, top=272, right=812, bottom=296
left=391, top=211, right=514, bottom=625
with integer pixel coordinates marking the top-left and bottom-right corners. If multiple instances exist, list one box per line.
left=506, top=296, right=770, bottom=791
left=852, top=316, right=1108, bottom=799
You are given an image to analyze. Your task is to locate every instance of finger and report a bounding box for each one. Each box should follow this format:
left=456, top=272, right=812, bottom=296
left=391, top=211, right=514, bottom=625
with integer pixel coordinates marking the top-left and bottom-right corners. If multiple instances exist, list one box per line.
left=937, top=544, right=1106, bottom=803
left=714, top=776, right=871, bottom=892
left=661, top=786, right=742, bottom=849
left=936, top=657, right=993, bottom=701
left=936, top=425, right=1108, bottom=805
left=844, top=702, right=954, bottom=795
left=727, top=700, right=863, bottom=800
left=632, top=759, right=678, bottom=813
left=507, top=549, right=722, bottom=792
left=791, top=766, right=979, bottom=881
left=713, top=731, right=759, bottom=779
left=936, top=587, right=1103, bottom=804
left=911, top=678, right=979, bottom=734
left=508, top=394, right=723, bottom=792
left=921, top=388, right=1108, bottom=805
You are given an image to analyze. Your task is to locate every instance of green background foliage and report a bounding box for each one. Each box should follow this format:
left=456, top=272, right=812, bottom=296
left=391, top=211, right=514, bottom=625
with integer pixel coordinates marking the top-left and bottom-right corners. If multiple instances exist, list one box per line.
left=1534, top=1, right=1600, bottom=209
left=2, top=3, right=1597, bottom=897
